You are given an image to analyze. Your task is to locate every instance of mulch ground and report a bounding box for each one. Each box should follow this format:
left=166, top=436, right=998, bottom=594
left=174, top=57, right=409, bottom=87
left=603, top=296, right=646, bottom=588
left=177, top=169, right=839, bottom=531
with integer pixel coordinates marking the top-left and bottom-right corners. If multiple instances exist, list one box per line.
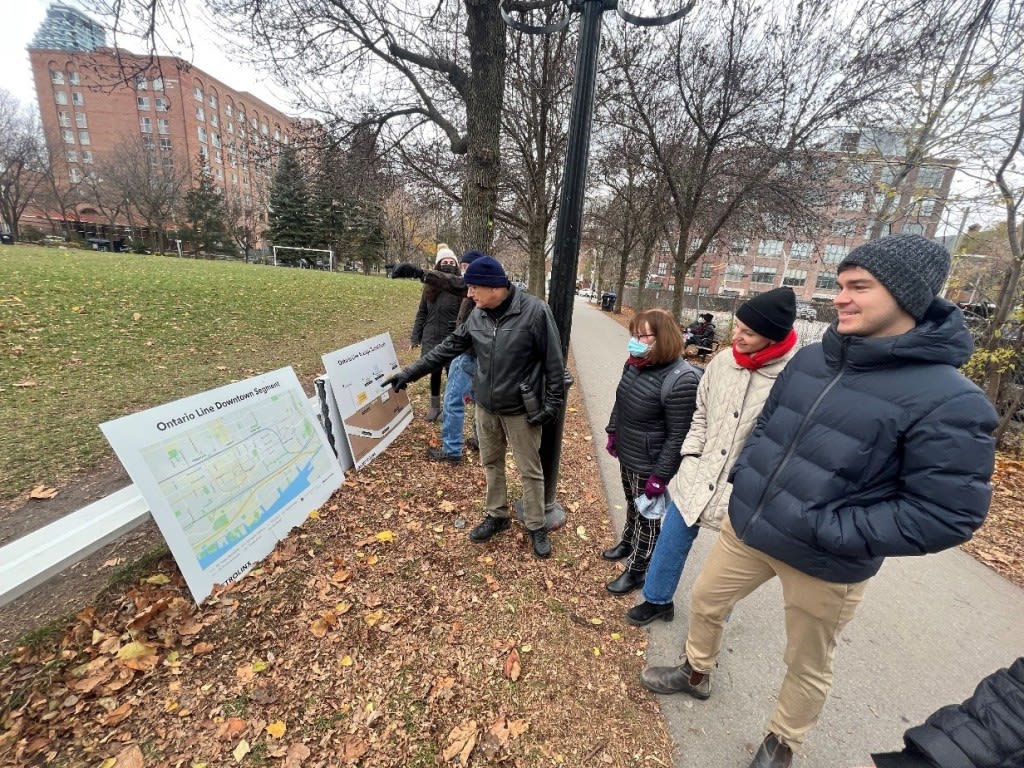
left=0, top=368, right=676, bottom=768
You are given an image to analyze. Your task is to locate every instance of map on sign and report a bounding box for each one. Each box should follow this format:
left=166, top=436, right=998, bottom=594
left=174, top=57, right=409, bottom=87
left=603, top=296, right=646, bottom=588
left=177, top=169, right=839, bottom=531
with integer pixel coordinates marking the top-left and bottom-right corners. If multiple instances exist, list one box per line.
left=322, top=332, right=413, bottom=470
left=101, top=367, right=343, bottom=603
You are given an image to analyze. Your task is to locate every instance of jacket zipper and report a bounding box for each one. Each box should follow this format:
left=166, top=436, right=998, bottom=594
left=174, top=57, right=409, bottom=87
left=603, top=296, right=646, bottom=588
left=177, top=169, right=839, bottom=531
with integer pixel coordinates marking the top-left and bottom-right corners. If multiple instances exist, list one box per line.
left=737, top=336, right=850, bottom=538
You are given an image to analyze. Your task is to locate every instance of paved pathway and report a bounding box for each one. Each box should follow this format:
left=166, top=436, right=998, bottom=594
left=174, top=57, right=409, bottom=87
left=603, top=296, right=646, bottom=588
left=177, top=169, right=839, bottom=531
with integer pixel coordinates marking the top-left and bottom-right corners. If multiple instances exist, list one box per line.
left=568, top=297, right=1024, bottom=768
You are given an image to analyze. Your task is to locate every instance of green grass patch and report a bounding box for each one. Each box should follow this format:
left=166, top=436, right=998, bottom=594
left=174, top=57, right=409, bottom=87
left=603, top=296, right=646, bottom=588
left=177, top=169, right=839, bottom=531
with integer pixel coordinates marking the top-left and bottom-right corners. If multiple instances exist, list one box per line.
left=0, top=245, right=422, bottom=501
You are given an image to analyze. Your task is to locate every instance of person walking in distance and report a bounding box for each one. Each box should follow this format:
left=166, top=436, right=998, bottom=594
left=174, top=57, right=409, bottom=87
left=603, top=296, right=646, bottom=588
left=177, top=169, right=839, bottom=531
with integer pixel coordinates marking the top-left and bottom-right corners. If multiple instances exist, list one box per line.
left=626, top=288, right=797, bottom=627
left=410, top=243, right=462, bottom=422
left=384, top=254, right=565, bottom=558
left=639, top=234, right=998, bottom=768
left=602, top=309, right=699, bottom=595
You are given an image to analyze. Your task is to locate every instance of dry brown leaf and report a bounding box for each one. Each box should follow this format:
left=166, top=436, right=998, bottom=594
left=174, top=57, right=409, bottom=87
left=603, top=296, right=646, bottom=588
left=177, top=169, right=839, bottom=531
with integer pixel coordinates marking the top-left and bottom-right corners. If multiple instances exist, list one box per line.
left=113, top=744, right=144, bottom=767
left=341, top=737, right=369, bottom=764
left=233, top=739, right=251, bottom=762
left=284, top=743, right=311, bottom=767
left=192, top=641, right=215, bottom=655
left=102, top=702, right=132, bottom=726
left=503, top=647, right=522, bottom=681
left=443, top=720, right=478, bottom=763
left=28, top=485, right=59, bottom=499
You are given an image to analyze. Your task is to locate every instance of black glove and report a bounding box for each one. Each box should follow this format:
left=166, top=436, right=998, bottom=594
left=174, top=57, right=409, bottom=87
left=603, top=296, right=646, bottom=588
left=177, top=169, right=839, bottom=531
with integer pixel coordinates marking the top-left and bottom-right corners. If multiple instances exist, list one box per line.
left=382, top=371, right=413, bottom=391
left=527, top=407, right=556, bottom=426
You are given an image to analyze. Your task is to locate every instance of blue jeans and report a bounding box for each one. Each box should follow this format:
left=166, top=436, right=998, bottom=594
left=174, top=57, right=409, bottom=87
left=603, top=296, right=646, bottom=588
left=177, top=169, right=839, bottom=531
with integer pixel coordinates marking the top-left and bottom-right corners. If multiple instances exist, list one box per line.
left=642, top=497, right=700, bottom=605
left=441, top=353, right=476, bottom=455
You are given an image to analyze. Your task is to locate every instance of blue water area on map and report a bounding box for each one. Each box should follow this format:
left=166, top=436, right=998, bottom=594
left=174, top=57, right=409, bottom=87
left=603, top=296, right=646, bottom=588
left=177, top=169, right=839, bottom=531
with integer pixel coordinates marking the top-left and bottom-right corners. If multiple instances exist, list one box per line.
left=198, top=459, right=316, bottom=569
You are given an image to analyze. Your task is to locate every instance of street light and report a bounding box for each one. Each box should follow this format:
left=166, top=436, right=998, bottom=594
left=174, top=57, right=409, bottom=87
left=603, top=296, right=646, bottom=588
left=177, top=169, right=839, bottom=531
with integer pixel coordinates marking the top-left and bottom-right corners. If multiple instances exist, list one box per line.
left=501, top=0, right=697, bottom=530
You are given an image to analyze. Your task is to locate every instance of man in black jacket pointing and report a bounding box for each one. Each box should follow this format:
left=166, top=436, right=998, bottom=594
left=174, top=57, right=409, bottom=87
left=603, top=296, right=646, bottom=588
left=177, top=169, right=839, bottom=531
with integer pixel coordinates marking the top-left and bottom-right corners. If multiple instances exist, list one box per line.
left=385, top=254, right=565, bottom=559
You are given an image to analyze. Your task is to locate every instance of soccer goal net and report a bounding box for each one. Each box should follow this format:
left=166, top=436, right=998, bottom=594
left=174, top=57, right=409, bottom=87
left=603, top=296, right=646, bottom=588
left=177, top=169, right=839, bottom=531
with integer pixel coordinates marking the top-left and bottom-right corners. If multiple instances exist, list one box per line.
left=272, top=245, right=335, bottom=271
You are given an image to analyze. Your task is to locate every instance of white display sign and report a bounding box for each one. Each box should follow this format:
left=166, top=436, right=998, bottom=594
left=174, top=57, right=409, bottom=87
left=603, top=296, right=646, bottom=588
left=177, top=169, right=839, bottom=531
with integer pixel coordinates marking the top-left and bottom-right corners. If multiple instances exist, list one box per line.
left=100, top=367, right=344, bottom=603
left=321, top=332, right=413, bottom=470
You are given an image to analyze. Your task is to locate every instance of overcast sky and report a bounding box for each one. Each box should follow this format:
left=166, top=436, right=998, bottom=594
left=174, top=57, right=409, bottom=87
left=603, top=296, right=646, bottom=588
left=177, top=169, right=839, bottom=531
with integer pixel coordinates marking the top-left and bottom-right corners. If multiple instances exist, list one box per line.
left=2, top=0, right=293, bottom=112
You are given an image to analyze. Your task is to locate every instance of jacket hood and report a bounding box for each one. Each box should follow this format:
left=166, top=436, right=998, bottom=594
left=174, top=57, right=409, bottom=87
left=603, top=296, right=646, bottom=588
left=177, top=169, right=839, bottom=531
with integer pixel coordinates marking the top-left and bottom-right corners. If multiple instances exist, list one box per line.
left=823, top=298, right=974, bottom=370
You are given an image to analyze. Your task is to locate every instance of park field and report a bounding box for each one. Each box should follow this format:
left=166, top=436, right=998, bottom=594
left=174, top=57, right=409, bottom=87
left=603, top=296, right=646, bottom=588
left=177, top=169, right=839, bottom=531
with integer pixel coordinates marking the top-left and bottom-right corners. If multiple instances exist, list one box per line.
left=0, top=245, right=422, bottom=503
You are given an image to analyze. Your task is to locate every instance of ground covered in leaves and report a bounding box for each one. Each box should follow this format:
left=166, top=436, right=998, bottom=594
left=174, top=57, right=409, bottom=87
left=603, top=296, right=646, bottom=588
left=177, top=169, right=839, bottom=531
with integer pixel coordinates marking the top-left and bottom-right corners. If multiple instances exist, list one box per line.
left=0, top=375, right=675, bottom=768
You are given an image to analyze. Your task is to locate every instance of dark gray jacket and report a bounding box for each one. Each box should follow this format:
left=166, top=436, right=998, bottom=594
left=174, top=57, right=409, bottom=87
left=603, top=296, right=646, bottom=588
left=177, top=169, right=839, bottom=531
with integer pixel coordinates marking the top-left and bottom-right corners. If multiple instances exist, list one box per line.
left=728, top=299, right=997, bottom=583
left=404, top=287, right=565, bottom=417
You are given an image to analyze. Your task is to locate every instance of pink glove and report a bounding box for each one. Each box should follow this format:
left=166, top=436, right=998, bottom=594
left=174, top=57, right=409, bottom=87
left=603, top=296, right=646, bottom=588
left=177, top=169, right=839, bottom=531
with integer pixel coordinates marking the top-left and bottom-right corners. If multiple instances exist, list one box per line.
left=644, top=475, right=666, bottom=498
left=605, top=433, right=618, bottom=458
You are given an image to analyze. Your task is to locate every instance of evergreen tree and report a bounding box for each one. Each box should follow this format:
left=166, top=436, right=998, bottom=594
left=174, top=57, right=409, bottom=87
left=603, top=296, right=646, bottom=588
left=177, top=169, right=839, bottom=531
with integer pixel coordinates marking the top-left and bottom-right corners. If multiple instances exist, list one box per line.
left=184, top=156, right=234, bottom=257
left=267, top=146, right=311, bottom=254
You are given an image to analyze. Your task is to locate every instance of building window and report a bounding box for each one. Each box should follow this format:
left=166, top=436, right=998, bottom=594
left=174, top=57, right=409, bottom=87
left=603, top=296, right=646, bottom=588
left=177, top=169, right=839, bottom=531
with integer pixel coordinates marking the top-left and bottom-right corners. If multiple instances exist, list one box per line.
left=214, top=150, right=223, bottom=164
left=163, top=156, right=174, bottom=171
left=725, top=263, right=745, bottom=281
left=137, top=96, right=150, bottom=110
left=198, top=126, right=207, bottom=143
left=58, top=111, right=71, bottom=127
left=918, top=198, right=936, bottom=216
left=196, top=106, right=205, bottom=121
left=199, top=145, right=209, bottom=160
left=211, top=133, right=221, bottom=148
left=50, top=70, right=65, bottom=84
left=82, top=151, right=93, bottom=164
left=783, top=269, right=807, bottom=287
left=261, top=122, right=269, bottom=135
left=804, top=189, right=828, bottom=208
left=69, top=168, right=82, bottom=183
left=55, top=91, right=68, bottom=105
left=873, top=193, right=888, bottom=211
left=880, top=166, right=899, bottom=185
left=158, top=119, right=170, bottom=134
left=159, top=137, right=172, bottom=151
left=231, top=172, right=238, bottom=184
left=225, top=104, right=233, bottom=117
left=226, top=121, right=233, bottom=134
left=152, top=77, right=163, bottom=91
left=701, top=263, right=714, bottom=279
left=789, top=242, right=812, bottom=261
left=62, top=129, right=75, bottom=144
left=72, top=92, right=83, bottom=106
left=66, top=150, right=78, bottom=162
left=136, top=76, right=147, bottom=90
left=78, top=130, right=90, bottom=145
left=142, top=135, right=155, bottom=150
left=846, top=162, right=873, bottom=184
left=752, top=266, right=777, bottom=284
left=274, top=128, right=281, bottom=141
left=155, top=97, right=169, bottom=111
left=251, top=116, right=258, bottom=129
left=758, top=239, right=783, bottom=258
left=68, top=71, right=80, bottom=85
left=823, top=244, right=848, bottom=264
left=208, top=93, right=217, bottom=108
left=831, top=219, right=857, bottom=237
left=211, top=113, right=219, bottom=127
left=839, top=191, right=865, bottom=211
left=215, top=167, right=224, bottom=180
left=730, top=238, right=750, bottom=255
left=816, top=273, right=838, bottom=290
left=140, top=117, right=152, bottom=133
left=916, top=167, right=944, bottom=188
left=194, top=86, right=203, bottom=101
left=75, top=112, right=87, bottom=128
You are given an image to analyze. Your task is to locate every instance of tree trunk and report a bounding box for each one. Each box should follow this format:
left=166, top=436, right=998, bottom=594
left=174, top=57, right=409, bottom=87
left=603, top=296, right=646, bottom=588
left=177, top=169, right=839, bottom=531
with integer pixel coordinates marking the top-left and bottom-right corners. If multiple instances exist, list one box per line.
left=461, top=0, right=506, bottom=252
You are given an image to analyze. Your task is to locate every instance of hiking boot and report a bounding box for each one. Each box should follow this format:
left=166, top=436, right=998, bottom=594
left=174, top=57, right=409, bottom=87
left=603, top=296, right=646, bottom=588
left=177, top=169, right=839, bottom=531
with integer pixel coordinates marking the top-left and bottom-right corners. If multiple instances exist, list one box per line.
left=639, top=658, right=711, bottom=699
left=601, top=540, right=632, bottom=561
left=424, top=395, right=442, bottom=422
left=466, top=437, right=480, bottom=451
left=626, top=600, right=674, bottom=627
left=748, top=733, right=792, bottom=768
left=529, top=527, right=552, bottom=558
left=426, top=446, right=462, bottom=464
left=468, top=516, right=511, bottom=543
left=606, top=570, right=644, bottom=595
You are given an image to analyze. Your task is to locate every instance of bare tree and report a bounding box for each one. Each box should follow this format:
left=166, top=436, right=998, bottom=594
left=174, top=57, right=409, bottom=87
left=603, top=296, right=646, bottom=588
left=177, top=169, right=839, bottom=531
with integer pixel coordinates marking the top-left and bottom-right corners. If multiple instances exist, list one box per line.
left=0, top=91, right=45, bottom=239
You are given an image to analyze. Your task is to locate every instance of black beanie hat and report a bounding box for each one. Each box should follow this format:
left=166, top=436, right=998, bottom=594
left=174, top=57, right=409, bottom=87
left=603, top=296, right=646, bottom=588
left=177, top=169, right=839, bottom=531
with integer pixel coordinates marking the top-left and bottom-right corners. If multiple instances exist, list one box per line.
left=736, top=287, right=797, bottom=342
left=460, top=249, right=485, bottom=267
left=838, top=234, right=950, bottom=320
left=463, top=255, right=509, bottom=287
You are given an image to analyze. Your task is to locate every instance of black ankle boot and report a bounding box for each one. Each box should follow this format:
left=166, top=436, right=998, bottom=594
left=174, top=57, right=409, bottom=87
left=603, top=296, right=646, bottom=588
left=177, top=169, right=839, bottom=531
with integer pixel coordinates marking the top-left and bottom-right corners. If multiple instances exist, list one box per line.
left=626, top=600, right=674, bottom=626
left=601, top=541, right=632, bottom=561
left=606, top=570, right=644, bottom=595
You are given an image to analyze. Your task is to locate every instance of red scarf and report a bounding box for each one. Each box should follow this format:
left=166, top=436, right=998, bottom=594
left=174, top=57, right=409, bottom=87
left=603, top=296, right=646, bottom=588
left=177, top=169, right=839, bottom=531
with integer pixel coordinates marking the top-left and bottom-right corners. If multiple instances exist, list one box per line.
left=626, top=355, right=652, bottom=368
left=732, top=329, right=797, bottom=370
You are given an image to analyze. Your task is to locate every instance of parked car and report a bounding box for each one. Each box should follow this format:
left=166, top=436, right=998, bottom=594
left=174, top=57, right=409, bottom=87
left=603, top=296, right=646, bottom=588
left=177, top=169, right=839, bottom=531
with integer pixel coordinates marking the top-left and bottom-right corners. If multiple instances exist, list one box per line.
left=0, top=232, right=14, bottom=244
left=796, top=303, right=817, bottom=321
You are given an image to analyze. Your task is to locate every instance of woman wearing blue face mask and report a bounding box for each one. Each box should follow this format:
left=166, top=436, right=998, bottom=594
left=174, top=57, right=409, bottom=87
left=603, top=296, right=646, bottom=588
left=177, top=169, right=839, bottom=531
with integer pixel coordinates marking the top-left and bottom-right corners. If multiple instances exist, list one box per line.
left=602, top=309, right=700, bottom=595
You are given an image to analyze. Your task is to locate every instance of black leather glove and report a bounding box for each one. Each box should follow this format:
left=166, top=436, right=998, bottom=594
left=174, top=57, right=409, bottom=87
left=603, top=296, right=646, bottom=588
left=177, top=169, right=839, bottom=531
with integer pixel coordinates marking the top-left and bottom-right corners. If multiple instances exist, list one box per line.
left=382, top=370, right=413, bottom=391
left=527, top=407, right=556, bottom=426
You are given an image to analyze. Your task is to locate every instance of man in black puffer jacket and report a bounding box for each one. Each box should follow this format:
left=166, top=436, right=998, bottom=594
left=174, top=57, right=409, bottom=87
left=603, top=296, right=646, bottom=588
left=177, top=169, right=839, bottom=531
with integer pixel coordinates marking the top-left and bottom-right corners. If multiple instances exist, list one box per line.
left=384, top=254, right=565, bottom=559
left=640, top=234, right=998, bottom=768
left=871, top=657, right=1024, bottom=767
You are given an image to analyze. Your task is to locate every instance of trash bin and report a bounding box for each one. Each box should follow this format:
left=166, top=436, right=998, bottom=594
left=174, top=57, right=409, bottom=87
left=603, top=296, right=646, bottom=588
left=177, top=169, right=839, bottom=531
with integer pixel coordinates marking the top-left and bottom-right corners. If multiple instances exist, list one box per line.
left=601, top=292, right=616, bottom=311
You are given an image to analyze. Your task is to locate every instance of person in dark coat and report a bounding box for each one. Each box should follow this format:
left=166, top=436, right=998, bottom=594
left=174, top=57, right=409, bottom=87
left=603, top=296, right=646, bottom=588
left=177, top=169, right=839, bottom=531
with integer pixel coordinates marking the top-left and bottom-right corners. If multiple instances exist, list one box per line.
left=411, top=244, right=463, bottom=421
left=603, top=308, right=699, bottom=595
left=870, top=657, right=1024, bottom=768
left=640, top=234, right=999, bottom=768
left=686, top=313, right=716, bottom=348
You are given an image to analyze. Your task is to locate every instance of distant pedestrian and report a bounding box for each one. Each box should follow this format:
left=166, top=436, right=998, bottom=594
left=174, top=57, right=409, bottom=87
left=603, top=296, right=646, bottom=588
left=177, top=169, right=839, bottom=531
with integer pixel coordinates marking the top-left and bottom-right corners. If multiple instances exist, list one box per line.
left=384, top=254, right=565, bottom=559
left=603, top=309, right=699, bottom=596
left=626, top=288, right=797, bottom=627
left=410, top=244, right=462, bottom=422
left=640, top=234, right=998, bottom=768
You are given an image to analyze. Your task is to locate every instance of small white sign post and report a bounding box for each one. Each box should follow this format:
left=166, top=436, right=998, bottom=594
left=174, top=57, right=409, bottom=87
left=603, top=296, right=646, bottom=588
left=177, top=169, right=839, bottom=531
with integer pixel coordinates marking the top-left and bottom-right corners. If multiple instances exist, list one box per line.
left=100, top=367, right=343, bottom=603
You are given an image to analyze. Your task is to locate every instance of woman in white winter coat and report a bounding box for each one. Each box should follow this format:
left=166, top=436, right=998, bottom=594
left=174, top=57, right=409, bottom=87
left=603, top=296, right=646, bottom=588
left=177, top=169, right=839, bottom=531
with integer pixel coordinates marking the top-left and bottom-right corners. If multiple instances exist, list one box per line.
left=626, top=288, right=799, bottom=626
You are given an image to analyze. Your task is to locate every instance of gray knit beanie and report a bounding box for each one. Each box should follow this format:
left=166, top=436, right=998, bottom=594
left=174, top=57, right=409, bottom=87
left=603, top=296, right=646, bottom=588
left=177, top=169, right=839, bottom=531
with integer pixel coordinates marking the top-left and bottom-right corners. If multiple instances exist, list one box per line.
left=837, top=234, right=950, bottom=320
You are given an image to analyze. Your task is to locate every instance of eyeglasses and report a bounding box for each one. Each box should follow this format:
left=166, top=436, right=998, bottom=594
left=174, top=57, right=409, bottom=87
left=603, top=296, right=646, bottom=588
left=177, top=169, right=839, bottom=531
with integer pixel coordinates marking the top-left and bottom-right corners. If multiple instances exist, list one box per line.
left=634, top=332, right=655, bottom=340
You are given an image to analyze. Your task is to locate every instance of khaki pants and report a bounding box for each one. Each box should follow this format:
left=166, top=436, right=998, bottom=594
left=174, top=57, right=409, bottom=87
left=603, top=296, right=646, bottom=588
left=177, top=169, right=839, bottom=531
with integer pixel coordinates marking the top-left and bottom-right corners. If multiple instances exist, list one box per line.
left=685, top=517, right=868, bottom=749
left=476, top=407, right=546, bottom=531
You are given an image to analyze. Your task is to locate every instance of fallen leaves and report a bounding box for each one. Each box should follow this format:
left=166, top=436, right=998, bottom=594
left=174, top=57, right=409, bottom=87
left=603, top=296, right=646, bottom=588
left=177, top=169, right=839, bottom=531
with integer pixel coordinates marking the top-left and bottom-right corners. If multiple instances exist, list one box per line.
left=28, top=484, right=58, bottom=499
left=503, top=647, right=522, bottom=681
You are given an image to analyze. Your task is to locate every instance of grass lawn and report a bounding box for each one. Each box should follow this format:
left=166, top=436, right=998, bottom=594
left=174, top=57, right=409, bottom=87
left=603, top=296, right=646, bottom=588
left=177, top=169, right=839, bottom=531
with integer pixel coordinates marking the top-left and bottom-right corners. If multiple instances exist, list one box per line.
left=0, top=245, right=422, bottom=502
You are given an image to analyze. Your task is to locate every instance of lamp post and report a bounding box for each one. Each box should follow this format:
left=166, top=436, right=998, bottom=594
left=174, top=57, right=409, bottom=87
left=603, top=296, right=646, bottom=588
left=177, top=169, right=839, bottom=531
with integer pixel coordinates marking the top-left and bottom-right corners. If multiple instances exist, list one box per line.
left=502, top=0, right=696, bottom=530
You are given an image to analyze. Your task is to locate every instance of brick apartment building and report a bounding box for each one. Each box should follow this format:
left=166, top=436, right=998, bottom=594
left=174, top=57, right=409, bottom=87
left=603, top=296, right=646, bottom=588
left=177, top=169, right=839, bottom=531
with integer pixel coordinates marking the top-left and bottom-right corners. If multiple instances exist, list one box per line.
left=639, top=131, right=956, bottom=304
left=27, top=3, right=299, bottom=244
